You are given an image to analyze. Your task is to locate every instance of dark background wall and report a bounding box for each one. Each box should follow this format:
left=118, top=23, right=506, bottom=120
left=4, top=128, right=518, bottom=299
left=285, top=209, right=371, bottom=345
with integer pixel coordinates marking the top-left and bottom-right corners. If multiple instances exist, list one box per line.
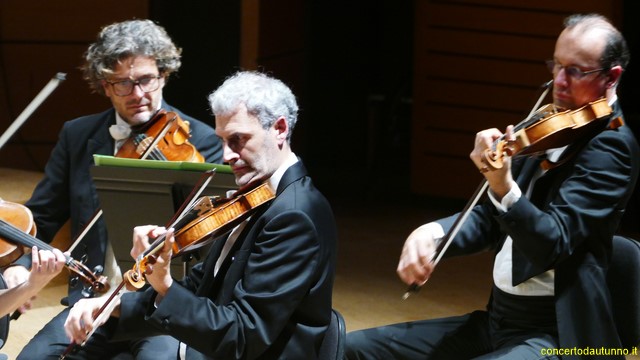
left=0, top=0, right=637, bottom=234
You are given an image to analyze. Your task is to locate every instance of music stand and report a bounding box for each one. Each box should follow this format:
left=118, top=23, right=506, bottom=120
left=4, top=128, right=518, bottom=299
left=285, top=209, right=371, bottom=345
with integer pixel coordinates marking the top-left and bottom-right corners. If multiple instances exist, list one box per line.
left=90, top=155, right=236, bottom=277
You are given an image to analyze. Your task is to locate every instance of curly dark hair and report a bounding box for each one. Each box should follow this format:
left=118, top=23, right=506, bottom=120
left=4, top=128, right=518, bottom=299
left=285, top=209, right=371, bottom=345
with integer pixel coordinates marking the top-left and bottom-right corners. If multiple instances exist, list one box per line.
left=81, top=19, right=182, bottom=95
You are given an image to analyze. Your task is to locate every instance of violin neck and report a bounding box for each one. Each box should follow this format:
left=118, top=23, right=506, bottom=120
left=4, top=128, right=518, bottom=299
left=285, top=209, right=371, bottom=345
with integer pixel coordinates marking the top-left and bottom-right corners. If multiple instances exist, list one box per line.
left=132, top=134, right=167, bottom=161
left=0, top=218, right=54, bottom=252
left=142, top=233, right=167, bottom=259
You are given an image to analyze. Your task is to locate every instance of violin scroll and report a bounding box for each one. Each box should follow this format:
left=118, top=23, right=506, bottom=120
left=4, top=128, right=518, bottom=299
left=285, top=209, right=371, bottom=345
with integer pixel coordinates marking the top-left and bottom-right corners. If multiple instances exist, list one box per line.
left=123, top=268, right=147, bottom=291
left=482, top=139, right=516, bottom=172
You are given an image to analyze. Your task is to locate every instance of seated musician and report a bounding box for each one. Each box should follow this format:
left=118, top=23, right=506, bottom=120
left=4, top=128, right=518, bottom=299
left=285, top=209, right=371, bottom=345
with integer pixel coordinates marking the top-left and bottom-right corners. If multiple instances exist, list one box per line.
left=64, top=71, right=338, bottom=359
left=345, top=13, right=639, bottom=360
left=5, top=19, right=223, bottom=359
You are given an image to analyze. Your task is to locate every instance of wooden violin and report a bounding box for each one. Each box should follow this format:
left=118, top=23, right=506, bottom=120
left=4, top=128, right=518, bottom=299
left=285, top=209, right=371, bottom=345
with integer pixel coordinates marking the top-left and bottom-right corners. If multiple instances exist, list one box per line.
left=125, top=181, right=276, bottom=290
left=0, top=199, right=110, bottom=296
left=0, top=199, right=36, bottom=267
left=115, top=109, right=204, bottom=163
left=483, top=98, right=613, bottom=171
left=60, top=181, right=275, bottom=358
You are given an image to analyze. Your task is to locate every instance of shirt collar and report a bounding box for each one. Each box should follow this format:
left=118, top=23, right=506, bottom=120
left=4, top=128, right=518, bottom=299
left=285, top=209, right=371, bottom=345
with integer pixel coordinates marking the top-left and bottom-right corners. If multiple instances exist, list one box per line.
left=267, top=152, right=298, bottom=192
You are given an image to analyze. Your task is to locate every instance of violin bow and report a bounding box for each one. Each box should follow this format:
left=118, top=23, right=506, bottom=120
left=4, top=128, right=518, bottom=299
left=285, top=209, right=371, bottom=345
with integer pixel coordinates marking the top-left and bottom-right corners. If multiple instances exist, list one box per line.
left=60, top=170, right=218, bottom=358
left=132, top=168, right=217, bottom=276
left=59, top=168, right=216, bottom=359
left=402, top=79, right=554, bottom=300
left=67, top=209, right=104, bottom=254
left=139, top=113, right=177, bottom=160
left=167, top=168, right=217, bottom=227
left=59, top=280, right=128, bottom=359
left=0, top=73, right=66, bottom=151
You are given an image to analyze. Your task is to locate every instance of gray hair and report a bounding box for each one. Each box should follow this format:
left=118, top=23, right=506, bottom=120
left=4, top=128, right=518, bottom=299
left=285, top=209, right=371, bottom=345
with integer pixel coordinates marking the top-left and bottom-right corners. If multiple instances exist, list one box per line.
left=81, top=19, right=182, bottom=95
left=564, top=13, right=630, bottom=71
left=208, top=71, right=299, bottom=142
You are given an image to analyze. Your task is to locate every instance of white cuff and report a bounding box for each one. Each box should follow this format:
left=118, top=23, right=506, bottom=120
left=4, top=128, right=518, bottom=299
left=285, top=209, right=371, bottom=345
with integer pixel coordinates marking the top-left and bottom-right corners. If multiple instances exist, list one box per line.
left=488, top=182, right=522, bottom=212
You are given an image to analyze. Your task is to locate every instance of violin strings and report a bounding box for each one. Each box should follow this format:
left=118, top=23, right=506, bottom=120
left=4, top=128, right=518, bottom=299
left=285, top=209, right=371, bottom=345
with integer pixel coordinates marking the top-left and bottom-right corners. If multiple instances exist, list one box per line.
left=140, top=116, right=174, bottom=160
left=0, top=218, right=53, bottom=251
left=132, top=134, right=167, bottom=161
left=515, top=79, right=554, bottom=132
left=169, top=169, right=216, bottom=228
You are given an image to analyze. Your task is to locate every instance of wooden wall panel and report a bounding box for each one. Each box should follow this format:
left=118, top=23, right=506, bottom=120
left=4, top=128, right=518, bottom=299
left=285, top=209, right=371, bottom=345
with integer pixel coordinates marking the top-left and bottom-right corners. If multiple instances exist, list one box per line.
left=411, top=0, right=619, bottom=199
left=254, top=0, right=308, bottom=155
left=0, top=1, right=148, bottom=42
left=443, top=0, right=617, bottom=15
left=0, top=2, right=148, bottom=171
left=1, top=44, right=112, bottom=141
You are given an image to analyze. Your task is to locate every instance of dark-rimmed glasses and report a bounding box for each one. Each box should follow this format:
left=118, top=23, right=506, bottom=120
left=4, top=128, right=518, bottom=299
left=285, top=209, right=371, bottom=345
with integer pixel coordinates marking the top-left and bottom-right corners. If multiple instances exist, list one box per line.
left=546, top=60, right=607, bottom=80
left=105, top=75, right=162, bottom=96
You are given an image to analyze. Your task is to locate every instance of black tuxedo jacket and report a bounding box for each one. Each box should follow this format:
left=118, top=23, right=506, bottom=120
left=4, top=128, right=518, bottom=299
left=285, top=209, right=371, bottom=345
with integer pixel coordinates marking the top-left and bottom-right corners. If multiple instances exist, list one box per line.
left=20, top=102, right=222, bottom=304
left=117, top=161, right=338, bottom=359
left=439, top=106, right=640, bottom=356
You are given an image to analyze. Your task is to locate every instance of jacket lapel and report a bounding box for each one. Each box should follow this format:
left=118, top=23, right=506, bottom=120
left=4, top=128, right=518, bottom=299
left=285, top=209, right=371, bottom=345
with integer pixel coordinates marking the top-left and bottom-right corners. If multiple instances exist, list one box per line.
left=200, top=160, right=308, bottom=298
left=88, top=109, right=116, bottom=157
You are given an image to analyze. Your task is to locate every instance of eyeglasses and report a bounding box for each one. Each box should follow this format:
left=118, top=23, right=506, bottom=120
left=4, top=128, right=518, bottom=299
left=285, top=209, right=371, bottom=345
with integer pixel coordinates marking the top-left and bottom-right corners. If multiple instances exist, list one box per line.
left=105, top=75, right=162, bottom=96
left=546, top=60, right=607, bottom=80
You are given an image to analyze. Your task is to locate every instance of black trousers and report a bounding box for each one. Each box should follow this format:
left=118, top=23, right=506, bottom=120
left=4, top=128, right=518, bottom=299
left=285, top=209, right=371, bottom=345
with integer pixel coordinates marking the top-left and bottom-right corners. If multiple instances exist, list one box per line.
left=17, top=307, right=179, bottom=360
left=345, top=310, right=559, bottom=360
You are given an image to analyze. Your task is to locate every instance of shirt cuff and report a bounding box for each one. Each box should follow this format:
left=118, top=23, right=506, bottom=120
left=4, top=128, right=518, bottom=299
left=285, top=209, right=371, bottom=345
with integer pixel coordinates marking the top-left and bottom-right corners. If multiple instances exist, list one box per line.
left=488, top=182, right=522, bottom=212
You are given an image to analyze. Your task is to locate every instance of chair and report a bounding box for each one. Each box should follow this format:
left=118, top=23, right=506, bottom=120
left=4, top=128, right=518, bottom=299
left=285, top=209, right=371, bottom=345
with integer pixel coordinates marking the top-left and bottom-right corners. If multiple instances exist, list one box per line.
left=109, top=308, right=347, bottom=359
left=607, top=235, right=640, bottom=348
left=318, top=308, right=346, bottom=360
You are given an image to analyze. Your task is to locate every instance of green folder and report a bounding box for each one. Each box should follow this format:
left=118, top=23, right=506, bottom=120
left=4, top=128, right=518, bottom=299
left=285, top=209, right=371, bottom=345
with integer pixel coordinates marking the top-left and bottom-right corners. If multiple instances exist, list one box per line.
left=93, top=154, right=232, bottom=173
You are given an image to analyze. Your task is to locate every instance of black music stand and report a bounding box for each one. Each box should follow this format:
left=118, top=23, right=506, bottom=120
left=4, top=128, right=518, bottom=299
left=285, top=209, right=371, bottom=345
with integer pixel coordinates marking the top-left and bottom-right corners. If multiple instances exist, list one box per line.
left=90, top=155, right=236, bottom=277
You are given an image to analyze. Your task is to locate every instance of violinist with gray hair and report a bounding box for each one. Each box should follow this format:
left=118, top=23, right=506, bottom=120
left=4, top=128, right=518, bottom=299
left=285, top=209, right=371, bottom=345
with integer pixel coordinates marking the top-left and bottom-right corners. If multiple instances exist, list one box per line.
left=64, top=71, right=338, bottom=359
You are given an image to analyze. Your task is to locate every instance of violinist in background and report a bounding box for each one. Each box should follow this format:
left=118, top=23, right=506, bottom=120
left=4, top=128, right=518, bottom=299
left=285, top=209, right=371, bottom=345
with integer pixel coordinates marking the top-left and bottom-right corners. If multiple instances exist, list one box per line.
left=4, top=19, right=222, bottom=359
left=64, top=71, right=338, bottom=359
left=346, top=13, right=639, bottom=360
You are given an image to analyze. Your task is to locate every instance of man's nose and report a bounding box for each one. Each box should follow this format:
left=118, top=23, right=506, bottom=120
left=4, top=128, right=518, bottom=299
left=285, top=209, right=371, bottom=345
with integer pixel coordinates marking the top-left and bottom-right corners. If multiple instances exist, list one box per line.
left=222, top=144, right=238, bottom=163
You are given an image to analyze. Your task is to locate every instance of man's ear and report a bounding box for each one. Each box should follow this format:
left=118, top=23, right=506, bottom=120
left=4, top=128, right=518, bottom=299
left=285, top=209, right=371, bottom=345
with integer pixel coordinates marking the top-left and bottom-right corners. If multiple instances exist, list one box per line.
left=273, top=117, right=289, bottom=145
left=606, top=65, right=623, bottom=89
left=101, top=80, right=111, bottom=97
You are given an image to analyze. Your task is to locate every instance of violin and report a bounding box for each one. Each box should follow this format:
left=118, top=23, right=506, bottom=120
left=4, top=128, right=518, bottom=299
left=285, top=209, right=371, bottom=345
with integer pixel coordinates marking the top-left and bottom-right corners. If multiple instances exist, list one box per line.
left=125, top=181, right=276, bottom=290
left=115, top=109, right=204, bottom=163
left=60, top=181, right=275, bottom=358
left=483, top=98, right=613, bottom=171
left=0, top=199, right=36, bottom=267
left=0, top=199, right=110, bottom=296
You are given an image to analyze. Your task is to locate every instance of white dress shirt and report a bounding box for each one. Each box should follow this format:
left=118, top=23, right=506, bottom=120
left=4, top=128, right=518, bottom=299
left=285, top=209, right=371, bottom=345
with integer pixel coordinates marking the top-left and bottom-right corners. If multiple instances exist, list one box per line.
left=490, top=147, right=565, bottom=296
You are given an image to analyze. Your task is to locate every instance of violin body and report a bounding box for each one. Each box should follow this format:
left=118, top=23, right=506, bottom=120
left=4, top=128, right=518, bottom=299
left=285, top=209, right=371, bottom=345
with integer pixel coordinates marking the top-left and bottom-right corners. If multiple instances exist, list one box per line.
left=126, top=182, right=276, bottom=290
left=0, top=199, right=36, bottom=267
left=173, top=182, right=276, bottom=254
left=484, top=98, right=613, bottom=170
left=115, top=110, right=204, bottom=163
